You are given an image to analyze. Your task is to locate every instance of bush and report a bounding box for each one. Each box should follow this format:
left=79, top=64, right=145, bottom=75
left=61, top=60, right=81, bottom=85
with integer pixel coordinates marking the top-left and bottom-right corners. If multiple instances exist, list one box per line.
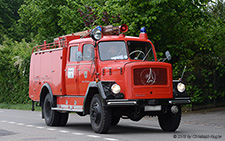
left=0, top=37, right=36, bottom=104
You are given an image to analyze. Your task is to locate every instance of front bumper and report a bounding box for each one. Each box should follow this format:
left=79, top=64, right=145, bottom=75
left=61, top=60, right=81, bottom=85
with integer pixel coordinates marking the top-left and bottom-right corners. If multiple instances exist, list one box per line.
left=106, top=97, right=191, bottom=106
left=168, top=97, right=191, bottom=104
left=107, top=99, right=137, bottom=106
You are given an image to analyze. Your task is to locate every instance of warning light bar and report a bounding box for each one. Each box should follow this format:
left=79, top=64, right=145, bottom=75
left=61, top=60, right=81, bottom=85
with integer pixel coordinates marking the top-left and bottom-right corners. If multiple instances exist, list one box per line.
left=91, top=24, right=128, bottom=41
left=102, top=24, right=128, bottom=35
left=54, top=24, right=128, bottom=42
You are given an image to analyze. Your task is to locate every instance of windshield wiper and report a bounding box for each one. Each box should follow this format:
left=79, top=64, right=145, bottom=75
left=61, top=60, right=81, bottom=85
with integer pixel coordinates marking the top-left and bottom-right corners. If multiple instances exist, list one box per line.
left=142, top=48, right=152, bottom=61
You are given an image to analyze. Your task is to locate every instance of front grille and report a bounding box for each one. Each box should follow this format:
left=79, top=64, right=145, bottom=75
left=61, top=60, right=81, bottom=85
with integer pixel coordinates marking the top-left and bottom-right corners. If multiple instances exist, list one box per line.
left=134, top=68, right=167, bottom=85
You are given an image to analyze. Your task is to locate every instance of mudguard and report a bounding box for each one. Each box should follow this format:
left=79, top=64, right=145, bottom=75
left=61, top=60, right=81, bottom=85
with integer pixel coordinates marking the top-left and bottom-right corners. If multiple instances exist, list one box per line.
left=40, top=83, right=54, bottom=107
left=83, top=81, right=112, bottom=115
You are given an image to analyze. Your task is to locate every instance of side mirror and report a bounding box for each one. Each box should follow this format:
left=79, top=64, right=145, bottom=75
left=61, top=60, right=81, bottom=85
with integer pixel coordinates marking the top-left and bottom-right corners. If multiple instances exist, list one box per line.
left=76, top=51, right=82, bottom=62
left=165, top=51, right=171, bottom=61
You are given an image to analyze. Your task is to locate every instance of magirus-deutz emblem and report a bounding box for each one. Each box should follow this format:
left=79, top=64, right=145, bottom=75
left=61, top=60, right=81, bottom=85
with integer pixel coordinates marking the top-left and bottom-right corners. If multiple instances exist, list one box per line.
left=140, top=68, right=156, bottom=85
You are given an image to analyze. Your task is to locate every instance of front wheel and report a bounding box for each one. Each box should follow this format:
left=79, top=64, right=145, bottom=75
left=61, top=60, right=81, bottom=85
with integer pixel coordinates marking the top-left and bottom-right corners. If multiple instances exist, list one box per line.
left=158, top=105, right=181, bottom=132
left=90, top=95, right=112, bottom=134
left=111, top=111, right=120, bottom=126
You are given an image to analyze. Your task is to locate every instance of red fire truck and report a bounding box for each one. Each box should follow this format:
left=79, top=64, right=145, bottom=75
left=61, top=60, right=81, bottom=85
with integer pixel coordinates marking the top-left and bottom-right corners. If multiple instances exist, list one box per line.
left=29, top=24, right=191, bottom=133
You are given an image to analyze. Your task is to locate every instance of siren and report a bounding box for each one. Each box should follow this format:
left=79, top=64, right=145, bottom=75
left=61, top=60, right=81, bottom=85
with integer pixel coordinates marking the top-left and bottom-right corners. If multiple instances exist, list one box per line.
left=119, top=24, right=128, bottom=33
left=102, top=24, right=128, bottom=35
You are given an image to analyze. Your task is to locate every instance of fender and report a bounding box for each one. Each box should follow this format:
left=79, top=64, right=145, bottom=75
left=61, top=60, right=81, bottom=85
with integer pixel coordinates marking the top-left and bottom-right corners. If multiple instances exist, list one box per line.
left=84, top=81, right=107, bottom=100
left=83, top=81, right=109, bottom=115
left=39, top=83, right=54, bottom=107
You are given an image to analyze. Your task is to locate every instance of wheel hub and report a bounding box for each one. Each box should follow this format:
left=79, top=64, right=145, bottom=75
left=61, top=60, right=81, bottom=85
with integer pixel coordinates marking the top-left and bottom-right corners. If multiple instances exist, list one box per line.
left=91, top=103, right=101, bottom=124
left=45, top=101, right=51, bottom=118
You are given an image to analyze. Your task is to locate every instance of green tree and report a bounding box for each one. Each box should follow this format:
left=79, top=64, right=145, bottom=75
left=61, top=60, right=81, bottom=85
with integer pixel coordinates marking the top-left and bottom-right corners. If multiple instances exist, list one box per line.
left=18, top=0, right=67, bottom=43
left=0, top=0, right=24, bottom=43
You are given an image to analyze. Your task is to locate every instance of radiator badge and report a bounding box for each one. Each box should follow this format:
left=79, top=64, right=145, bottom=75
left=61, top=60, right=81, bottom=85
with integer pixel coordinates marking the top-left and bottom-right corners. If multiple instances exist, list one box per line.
left=146, top=68, right=156, bottom=85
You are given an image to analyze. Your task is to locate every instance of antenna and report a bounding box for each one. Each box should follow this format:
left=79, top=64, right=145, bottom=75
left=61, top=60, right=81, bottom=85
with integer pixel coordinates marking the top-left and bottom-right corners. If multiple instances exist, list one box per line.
left=179, top=66, right=186, bottom=81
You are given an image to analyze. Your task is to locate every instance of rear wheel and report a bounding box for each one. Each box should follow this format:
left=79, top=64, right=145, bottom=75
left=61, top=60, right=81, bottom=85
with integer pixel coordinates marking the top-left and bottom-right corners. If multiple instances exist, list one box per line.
left=90, top=95, right=112, bottom=134
left=43, top=94, right=69, bottom=126
left=59, top=112, right=69, bottom=126
left=158, top=105, right=181, bottom=132
left=43, top=94, right=60, bottom=126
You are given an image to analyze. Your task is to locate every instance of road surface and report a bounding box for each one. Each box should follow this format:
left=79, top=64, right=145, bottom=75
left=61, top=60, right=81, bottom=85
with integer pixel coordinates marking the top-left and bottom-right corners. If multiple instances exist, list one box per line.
left=0, top=107, right=224, bottom=141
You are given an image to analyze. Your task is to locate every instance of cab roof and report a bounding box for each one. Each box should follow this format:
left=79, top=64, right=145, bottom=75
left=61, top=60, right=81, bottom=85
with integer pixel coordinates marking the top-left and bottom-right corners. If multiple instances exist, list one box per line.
left=69, top=34, right=150, bottom=45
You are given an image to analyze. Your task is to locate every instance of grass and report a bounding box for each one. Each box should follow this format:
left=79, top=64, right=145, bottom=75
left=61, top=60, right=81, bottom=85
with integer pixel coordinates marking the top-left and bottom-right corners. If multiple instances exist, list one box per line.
left=0, top=102, right=41, bottom=111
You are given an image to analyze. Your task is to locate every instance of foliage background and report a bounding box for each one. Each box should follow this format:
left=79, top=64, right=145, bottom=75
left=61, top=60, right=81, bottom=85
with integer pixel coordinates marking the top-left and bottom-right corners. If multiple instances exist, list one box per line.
left=0, top=0, right=225, bottom=109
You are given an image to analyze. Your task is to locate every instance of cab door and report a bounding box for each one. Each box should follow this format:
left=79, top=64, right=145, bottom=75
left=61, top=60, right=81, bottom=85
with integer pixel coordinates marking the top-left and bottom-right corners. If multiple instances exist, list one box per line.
left=77, top=43, right=95, bottom=96
left=65, top=45, right=79, bottom=95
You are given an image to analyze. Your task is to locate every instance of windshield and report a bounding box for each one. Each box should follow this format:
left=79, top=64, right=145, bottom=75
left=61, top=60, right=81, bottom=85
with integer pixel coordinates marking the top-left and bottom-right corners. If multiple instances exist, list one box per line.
left=98, top=41, right=128, bottom=61
left=127, top=41, right=154, bottom=61
left=98, top=41, right=154, bottom=61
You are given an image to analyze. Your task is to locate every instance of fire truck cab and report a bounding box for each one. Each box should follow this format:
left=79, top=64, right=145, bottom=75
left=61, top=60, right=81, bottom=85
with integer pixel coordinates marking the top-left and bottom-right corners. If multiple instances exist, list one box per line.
left=29, top=24, right=191, bottom=133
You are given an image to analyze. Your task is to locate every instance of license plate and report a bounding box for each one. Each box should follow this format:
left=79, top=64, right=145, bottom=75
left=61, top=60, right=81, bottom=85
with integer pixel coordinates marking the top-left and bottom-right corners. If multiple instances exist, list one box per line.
left=144, top=105, right=161, bottom=111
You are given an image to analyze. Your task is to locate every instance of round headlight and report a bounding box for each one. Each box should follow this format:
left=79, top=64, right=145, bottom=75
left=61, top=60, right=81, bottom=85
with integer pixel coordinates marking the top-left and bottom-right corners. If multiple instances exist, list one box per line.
left=91, top=26, right=102, bottom=41
left=111, top=84, right=121, bottom=94
left=177, top=82, right=185, bottom=93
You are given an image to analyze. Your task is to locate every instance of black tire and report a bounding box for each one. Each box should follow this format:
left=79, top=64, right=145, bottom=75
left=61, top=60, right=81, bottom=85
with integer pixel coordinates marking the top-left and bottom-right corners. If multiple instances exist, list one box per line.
left=158, top=106, right=181, bottom=132
left=90, top=95, right=112, bottom=134
left=58, top=113, right=69, bottom=126
left=111, top=112, right=120, bottom=126
left=43, top=94, right=60, bottom=126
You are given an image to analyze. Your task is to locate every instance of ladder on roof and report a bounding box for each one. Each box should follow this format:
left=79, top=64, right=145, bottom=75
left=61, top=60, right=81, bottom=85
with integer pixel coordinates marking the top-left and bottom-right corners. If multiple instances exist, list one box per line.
left=33, top=24, right=128, bottom=53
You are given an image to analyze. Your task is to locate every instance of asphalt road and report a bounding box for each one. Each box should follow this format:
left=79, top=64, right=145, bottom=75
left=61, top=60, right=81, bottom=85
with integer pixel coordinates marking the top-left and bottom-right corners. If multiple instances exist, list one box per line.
left=0, top=107, right=224, bottom=141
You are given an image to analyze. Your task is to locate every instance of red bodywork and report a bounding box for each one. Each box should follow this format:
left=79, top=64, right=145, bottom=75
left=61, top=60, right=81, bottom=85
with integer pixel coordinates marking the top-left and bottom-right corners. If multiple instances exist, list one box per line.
left=29, top=33, right=173, bottom=112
